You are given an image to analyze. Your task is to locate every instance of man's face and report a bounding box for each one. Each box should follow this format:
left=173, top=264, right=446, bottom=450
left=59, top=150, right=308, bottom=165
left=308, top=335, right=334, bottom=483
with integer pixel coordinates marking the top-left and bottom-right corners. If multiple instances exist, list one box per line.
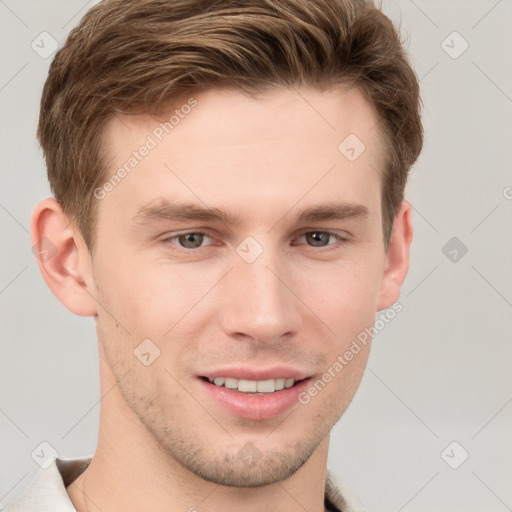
left=91, top=86, right=390, bottom=486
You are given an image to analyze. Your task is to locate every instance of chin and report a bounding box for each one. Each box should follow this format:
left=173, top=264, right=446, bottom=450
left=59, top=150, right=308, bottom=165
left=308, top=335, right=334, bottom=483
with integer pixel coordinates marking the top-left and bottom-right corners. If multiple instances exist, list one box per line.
left=175, top=443, right=317, bottom=488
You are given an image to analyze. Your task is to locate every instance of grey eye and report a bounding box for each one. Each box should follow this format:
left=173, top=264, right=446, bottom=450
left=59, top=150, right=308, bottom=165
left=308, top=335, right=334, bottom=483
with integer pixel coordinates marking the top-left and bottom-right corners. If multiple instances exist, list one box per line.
left=177, top=232, right=205, bottom=249
left=305, top=232, right=332, bottom=247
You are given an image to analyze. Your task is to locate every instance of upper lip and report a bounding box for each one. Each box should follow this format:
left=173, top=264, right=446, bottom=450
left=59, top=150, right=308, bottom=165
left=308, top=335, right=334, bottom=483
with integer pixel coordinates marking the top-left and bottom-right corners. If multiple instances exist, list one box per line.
left=199, top=366, right=310, bottom=381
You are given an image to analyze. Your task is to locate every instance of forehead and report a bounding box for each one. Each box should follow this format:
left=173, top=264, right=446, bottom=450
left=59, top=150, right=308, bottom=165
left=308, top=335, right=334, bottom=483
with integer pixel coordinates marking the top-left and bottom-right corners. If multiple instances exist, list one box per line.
left=99, top=86, right=385, bottom=226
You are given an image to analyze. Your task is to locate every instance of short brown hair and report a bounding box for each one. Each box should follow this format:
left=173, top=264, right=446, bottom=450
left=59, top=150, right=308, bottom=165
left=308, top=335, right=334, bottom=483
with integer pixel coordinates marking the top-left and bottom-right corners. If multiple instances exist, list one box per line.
left=38, top=0, right=423, bottom=250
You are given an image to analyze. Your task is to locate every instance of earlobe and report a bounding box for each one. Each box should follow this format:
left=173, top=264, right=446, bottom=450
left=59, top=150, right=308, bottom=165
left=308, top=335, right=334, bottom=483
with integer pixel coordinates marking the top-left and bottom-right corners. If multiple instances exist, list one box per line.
left=377, top=201, right=413, bottom=311
left=31, top=198, right=97, bottom=317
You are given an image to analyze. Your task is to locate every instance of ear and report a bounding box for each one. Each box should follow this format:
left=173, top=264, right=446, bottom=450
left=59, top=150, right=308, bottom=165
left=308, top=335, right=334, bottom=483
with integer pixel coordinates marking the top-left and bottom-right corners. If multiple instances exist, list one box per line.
left=377, top=201, right=413, bottom=311
left=31, top=198, right=97, bottom=316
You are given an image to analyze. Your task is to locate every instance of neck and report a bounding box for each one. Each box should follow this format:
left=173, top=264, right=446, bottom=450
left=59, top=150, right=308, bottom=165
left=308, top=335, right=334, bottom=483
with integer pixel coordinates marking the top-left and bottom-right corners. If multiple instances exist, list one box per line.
left=66, top=358, right=330, bottom=512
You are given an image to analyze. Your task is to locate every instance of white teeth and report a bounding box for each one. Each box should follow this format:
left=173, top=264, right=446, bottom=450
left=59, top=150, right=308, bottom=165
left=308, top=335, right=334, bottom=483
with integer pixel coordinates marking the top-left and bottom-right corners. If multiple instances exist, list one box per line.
left=256, top=379, right=275, bottom=393
left=238, top=379, right=257, bottom=392
left=224, top=378, right=238, bottom=389
left=208, top=377, right=299, bottom=393
left=284, top=378, right=295, bottom=389
left=274, top=378, right=285, bottom=391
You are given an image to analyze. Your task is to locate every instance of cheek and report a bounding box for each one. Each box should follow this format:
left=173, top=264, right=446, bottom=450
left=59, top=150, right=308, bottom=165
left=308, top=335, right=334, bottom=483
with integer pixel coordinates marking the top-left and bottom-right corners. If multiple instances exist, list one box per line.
left=93, top=256, right=185, bottom=331
left=299, top=258, right=383, bottom=335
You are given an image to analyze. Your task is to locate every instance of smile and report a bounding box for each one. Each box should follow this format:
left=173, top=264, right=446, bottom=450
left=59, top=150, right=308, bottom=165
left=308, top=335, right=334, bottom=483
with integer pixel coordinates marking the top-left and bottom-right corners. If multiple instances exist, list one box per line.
left=198, top=373, right=312, bottom=420
left=206, top=376, right=300, bottom=394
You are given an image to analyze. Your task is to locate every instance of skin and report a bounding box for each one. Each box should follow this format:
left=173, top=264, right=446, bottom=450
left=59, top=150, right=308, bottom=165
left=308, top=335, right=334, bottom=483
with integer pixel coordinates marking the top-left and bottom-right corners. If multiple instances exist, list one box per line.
left=32, top=86, right=412, bottom=512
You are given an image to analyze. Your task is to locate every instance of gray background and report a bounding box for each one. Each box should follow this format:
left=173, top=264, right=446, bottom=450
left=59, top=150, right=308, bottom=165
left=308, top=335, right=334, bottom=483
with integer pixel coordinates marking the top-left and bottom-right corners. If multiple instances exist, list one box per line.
left=1, top=1, right=511, bottom=510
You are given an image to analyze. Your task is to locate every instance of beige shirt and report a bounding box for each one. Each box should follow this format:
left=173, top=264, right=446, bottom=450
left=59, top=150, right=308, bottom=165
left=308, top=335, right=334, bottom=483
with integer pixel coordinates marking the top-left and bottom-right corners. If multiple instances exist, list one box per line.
left=3, top=457, right=365, bottom=512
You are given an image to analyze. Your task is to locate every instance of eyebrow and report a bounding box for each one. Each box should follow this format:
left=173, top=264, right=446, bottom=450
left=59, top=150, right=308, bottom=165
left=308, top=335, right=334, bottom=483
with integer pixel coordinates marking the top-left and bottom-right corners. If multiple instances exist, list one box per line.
left=296, top=203, right=368, bottom=223
left=133, top=200, right=243, bottom=226
left=132, top=200, right=369, bottom=226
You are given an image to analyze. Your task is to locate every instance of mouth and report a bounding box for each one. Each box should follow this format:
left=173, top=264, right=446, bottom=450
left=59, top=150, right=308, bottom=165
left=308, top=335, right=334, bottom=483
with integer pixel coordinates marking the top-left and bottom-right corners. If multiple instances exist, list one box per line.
left=200, top=376, right=308, bottom=395
left=197, top=371, right=312, bottom=420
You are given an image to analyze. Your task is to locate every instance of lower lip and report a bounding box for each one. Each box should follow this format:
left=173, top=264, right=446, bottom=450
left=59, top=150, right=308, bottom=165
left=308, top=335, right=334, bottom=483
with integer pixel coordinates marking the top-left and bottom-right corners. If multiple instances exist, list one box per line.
left=198, top=378, right=312, bottom=421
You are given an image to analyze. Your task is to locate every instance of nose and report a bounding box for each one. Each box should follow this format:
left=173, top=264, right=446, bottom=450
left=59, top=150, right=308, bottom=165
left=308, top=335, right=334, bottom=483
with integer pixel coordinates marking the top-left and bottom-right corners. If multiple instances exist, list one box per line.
left=218, top=245, right=302, bottom=345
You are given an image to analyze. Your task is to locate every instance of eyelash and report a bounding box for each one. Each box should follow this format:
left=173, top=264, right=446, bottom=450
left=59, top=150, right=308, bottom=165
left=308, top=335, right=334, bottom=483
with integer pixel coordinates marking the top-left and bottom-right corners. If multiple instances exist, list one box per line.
left=162, top=230, right=349, bottom=253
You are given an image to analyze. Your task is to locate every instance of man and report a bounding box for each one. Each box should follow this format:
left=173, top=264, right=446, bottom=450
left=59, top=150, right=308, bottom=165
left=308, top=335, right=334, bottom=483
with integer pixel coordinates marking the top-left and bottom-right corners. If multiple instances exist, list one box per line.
left=5, top=0, right=422, bottom=510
